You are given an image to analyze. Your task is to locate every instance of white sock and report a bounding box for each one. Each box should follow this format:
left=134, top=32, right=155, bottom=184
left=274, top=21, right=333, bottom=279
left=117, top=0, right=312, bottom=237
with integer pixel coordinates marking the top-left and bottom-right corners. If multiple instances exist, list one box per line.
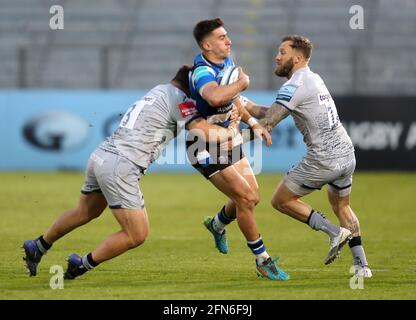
left=350, top=245, right=368, bottom=266
left=212, top=215, right=227, bottom=233
left=247, top=237, right=270, bottom=264
left=256, top=251, right=270, bottom=265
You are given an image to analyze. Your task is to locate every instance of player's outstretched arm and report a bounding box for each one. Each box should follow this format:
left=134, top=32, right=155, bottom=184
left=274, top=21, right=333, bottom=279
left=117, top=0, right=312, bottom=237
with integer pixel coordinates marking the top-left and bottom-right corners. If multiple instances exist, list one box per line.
left=240, top=96, right=268, bottom=119
left=258, top=102, right=290, bottom=132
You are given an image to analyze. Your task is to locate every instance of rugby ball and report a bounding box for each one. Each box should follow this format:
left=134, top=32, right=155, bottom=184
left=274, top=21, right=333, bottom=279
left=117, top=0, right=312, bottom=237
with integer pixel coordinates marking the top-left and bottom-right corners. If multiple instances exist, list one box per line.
left=219, top=66, right=239, bottom=86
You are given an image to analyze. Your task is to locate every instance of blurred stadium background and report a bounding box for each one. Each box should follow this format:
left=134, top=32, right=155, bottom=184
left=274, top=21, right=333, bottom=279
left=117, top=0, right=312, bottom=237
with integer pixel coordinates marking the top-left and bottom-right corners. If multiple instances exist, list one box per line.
left=1, top=0, right=415, bottom=300
left=1, top=0, right=415, bottom=93
left=0, top=0, right=415, bottom=171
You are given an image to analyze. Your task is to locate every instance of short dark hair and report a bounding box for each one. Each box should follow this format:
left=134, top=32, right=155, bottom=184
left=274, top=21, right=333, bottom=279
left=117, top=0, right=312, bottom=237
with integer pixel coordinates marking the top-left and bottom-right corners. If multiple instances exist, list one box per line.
left=282, top=35, right=313, bottom=60
left=193, top=17, right=224, bottom=47
left=172, top=65, right=191, bottom=96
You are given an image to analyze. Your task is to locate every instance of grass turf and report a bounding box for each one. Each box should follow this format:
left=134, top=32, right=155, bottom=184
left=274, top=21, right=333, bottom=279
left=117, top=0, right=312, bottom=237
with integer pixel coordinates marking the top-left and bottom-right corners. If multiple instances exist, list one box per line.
left=0, top=171, right=415, bottom=299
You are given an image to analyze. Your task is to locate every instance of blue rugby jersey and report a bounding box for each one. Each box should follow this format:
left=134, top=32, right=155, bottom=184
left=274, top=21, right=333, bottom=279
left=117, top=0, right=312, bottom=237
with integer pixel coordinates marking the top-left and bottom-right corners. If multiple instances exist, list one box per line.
left=189, top=53, right=235, bottom=127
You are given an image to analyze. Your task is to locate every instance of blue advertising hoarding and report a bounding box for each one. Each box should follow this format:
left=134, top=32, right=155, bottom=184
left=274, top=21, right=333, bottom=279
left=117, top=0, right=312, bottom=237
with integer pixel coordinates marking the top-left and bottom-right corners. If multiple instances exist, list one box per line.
left=0, top=90, right=306, bottom=172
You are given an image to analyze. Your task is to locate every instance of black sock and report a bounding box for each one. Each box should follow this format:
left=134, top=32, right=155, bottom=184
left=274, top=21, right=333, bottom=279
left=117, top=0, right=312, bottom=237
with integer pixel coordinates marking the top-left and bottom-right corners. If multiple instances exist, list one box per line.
left=219, top=206, right=235, bottom=224
left=348, top=236, right=368, bottom=266
left=349, top=236, right=362, bottom=248
left=36, top=235, right=52, bottom=254
left=86, top=253, right=99, bottom=268
left=38, top=235, right=52, bottom=250
left=305, top=209, right=315, bottom=225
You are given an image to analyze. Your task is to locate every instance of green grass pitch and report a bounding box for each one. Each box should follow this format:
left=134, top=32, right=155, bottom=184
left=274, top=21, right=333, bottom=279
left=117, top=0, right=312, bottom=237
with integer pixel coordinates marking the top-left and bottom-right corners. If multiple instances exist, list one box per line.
left=0, top=171, right=415, bottom=299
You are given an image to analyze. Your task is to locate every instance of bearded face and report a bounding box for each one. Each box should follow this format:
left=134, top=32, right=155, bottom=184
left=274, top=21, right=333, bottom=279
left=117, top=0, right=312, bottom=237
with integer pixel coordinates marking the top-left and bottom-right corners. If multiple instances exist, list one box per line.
left=275, top=57, right=294, bottom=78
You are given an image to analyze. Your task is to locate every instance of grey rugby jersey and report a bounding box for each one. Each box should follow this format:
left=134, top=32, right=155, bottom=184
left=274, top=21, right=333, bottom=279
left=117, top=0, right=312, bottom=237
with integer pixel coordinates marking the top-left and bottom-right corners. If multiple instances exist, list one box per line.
left=100, top=83, right=198, bottom=168
left=275, top=66, right=354, bottom=161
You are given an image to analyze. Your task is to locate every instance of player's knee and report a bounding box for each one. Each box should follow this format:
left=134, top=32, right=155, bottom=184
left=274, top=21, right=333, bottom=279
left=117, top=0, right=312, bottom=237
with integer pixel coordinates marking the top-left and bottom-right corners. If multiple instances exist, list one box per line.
left=270, top=196, right=280, bottom=210
left=77, top=207, right=100, bottom=224
left=249, top=190, right=260, bottom=206
left=76, top=207, right=92, bottom=224
left=270, top=197, right=287, bottom=213
left=127, top=232, right=147, bottom=249
left=236, top=190, right=258, bottom=208
left=253, top=189, right=260, bottom=206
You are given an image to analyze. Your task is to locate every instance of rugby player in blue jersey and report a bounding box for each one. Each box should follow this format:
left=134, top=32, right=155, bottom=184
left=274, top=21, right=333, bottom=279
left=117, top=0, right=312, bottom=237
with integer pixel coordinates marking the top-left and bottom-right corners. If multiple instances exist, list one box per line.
left=187, top=18, right=289, bottom=281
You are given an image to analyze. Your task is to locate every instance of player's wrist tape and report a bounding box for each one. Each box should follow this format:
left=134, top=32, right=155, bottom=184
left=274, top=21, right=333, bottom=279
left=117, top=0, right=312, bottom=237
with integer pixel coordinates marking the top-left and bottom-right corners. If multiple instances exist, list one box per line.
left=247, top=117, right=258, bottom=128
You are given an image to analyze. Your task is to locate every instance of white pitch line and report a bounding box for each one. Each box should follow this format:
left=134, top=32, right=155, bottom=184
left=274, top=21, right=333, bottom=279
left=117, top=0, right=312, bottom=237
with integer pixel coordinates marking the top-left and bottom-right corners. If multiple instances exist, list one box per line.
left=285, top=268, right=389, bottom=272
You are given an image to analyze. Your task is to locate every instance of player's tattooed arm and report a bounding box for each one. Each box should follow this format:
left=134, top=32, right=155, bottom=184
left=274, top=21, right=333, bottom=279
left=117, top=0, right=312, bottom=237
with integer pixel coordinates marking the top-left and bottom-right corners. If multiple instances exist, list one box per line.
left=258, top=102, right=290, bottom=132
left=240, top=96, right=268, bottom=119
left=234, top=96, right=272, bottom=145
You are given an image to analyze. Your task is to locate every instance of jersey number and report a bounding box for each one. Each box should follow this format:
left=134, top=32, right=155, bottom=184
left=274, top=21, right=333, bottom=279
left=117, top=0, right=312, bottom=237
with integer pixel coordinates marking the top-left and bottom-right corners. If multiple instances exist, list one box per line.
left=318, top=93, right=340, bottom=130
left=120, top=96, right=155, bottom=129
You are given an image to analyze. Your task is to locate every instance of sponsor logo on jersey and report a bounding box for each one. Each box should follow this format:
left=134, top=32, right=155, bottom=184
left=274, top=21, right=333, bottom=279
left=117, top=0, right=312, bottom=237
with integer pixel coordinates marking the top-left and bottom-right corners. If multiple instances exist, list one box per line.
left=178, top=101, right=198, bottom=117
left=143, top=96, right=156, bottom=103
left=318, top=93, right=332, bottom=103
left=217, top=104, right=233, bottom=114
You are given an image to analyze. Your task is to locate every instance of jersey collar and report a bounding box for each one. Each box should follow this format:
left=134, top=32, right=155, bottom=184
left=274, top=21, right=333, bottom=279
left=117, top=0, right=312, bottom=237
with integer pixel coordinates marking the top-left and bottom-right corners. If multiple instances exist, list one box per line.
left=200, top=53, right=225, bottom=69
left=292, top=66, right=310, bottom=78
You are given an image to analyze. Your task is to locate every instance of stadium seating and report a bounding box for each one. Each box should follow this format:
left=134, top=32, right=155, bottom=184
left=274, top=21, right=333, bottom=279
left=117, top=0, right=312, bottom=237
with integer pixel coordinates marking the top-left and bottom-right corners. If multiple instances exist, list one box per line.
left=0, top=0, right=415, bottom=94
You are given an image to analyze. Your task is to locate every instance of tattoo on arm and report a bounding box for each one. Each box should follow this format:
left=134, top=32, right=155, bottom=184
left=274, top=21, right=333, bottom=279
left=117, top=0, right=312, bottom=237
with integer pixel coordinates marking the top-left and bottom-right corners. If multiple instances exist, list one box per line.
left=247, top=105, right=268, bottom=119
left=258, top=103, right=290, bottom=132
left=242, top=98, right=268, bottom=119
left=254, top=106, right=268, bottom=119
